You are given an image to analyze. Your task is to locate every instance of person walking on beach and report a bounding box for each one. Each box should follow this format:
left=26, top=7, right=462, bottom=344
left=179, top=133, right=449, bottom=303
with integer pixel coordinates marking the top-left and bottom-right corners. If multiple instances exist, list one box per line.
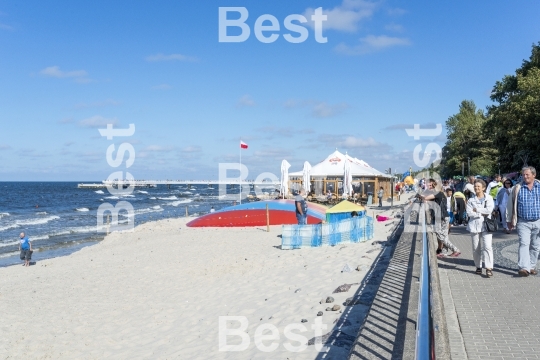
left=507, top=166, right=540, bottom=277
left=496, top=179, right=513, bottom=233
left=377, top=187, right=384, bottom=207
left=18, top=232, right=33, bottom=267
left=295, top=188, right=308, bottom=225
left=420, top=179, right=461, bottom=258
left=466, top=179, right=495, bottom=277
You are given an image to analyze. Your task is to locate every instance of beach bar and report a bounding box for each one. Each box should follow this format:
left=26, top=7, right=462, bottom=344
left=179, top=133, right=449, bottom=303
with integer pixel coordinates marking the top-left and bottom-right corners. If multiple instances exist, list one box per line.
left=288, top=150, right=392, bottom=200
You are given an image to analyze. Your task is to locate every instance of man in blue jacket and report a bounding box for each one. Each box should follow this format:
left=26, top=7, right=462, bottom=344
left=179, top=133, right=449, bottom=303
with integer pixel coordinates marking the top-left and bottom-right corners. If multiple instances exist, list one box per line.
left=19, top=232, right=33, bottom=267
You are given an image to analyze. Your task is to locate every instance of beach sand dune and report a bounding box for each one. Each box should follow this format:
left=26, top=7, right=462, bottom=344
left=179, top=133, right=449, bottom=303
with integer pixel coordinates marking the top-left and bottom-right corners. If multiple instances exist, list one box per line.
left=0, top=203, right=404, bottom=359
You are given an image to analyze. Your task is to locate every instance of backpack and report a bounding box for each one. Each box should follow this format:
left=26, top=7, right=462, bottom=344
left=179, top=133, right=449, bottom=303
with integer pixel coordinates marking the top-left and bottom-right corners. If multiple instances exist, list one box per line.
left=433, top=192, right=449, bottom=220
left=489, top=182, right=502, bottom=198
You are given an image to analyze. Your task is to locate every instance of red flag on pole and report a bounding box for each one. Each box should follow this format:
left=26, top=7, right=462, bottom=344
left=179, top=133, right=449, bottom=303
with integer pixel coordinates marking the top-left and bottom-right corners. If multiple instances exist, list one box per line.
left=240, top=141, right=248, bottom=149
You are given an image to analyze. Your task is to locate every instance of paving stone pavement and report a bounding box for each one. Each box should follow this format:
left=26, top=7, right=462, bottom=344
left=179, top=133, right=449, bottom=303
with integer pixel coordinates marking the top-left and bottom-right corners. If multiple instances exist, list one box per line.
left=438, top=225, right=540, bottom=360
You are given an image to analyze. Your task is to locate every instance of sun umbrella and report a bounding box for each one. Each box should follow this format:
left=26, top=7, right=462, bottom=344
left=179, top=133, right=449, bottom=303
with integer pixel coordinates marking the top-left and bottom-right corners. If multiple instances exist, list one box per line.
left=343, top=159, right=353, bottom=196
left=302, top=161, right=312, bottom=194
left=280, top=159, right=291, bottom=198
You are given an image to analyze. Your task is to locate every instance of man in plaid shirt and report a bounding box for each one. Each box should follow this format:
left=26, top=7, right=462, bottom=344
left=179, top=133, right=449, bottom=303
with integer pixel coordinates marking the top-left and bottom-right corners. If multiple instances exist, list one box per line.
left=507, top=167, right=540, bottom=277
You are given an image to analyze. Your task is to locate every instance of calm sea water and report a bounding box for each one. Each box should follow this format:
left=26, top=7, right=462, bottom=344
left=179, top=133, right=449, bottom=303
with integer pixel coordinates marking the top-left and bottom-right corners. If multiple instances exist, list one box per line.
left=0, top=182, right=277, bottom=267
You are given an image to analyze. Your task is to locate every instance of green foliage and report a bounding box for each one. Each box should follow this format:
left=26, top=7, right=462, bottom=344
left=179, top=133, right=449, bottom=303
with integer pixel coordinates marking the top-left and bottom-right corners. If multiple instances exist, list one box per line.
left=487, top=42, right=540, bottom=171
left=441, top=100, right=497, bottom=177
left=441, top=42, right=540, bottom=177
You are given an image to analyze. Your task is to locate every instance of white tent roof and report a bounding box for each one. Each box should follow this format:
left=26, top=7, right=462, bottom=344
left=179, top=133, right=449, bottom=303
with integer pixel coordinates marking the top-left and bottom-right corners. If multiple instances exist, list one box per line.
left=289, top=150, right=390, bottom=178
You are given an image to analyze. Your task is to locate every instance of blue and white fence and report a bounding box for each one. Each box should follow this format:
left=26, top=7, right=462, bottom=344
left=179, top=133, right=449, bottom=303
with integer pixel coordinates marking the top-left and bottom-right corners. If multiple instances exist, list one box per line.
left=281, top=216, right=374, bottom=250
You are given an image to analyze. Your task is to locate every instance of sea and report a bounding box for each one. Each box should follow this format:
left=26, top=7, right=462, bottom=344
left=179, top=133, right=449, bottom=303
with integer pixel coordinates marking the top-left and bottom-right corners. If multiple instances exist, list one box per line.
left=0, top=182, right=278, bottom=267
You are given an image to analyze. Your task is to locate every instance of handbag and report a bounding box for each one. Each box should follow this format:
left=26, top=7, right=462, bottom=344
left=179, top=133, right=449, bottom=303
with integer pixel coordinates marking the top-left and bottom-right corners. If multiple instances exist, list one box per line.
left=484, top=200, right=498, bottom=232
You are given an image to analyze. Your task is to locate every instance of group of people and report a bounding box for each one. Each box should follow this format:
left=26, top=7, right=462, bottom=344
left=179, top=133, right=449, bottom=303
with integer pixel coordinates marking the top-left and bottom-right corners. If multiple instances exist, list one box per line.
left=420, top=166, right=540, bottom=278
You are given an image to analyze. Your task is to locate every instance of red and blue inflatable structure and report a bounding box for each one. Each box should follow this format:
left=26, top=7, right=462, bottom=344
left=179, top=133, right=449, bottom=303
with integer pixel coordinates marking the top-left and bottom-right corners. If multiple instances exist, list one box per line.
left=186, top=200, right=327, bottom=227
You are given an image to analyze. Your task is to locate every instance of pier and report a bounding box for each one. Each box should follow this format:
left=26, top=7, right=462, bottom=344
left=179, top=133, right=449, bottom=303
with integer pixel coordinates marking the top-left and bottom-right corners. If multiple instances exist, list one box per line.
left=77, top=180, right=281, bottom=189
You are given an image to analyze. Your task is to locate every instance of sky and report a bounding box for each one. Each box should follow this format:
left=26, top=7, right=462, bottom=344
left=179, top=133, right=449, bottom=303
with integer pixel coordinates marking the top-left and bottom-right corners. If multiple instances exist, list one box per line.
left=0, top=0, right=539, bottom=181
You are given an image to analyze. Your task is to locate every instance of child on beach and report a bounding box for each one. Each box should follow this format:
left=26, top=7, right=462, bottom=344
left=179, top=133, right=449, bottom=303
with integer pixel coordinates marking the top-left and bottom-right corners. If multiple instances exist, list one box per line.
left=19, top=232, right=33, bottom=267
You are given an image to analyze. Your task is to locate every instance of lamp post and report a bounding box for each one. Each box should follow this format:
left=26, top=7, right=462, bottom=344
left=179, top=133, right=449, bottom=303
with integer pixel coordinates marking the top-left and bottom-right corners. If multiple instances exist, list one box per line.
left=467, top=157, right=470, bottom=177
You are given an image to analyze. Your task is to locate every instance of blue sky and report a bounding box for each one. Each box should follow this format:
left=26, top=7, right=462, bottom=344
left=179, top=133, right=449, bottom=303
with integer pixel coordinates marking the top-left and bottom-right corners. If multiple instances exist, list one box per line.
left=1, top=0, right=539, bottom=181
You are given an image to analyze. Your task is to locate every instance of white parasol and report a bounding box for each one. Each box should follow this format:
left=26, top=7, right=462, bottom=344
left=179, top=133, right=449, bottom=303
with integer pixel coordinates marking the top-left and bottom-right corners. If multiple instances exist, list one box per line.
left=343, top=159, right=353, bottom=196
left=302, top=161, right=312, bottom=194
left=280, top=159, right=291, bottom=198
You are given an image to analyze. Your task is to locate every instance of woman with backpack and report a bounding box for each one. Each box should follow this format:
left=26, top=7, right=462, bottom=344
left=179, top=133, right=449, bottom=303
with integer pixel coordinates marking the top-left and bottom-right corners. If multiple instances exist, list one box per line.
left=466, top=179, right=495, bottom=277
left=496, top=179, right=513, bottom=234
left=420, top=178, right=461, bottom=258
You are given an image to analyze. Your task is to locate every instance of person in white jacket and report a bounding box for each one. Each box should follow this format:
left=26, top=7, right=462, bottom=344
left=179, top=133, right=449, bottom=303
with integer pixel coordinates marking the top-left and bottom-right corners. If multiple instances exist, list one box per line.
left=466, top=179, right=495, bottom=277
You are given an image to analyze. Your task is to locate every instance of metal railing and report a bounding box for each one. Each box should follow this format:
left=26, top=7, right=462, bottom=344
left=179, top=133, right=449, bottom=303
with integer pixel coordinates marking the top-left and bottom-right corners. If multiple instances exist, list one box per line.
left=415, top=205, right=432, bottom=359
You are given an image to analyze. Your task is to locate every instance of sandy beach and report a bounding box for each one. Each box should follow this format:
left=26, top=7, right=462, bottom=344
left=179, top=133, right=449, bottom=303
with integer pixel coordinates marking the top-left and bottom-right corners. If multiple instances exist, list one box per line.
left=0, top=198, right=408, bottom=359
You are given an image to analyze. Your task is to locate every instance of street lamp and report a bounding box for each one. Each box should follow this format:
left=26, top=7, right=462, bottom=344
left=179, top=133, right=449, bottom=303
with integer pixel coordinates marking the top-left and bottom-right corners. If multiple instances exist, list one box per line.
left=467, top=157, right=470, bottom=176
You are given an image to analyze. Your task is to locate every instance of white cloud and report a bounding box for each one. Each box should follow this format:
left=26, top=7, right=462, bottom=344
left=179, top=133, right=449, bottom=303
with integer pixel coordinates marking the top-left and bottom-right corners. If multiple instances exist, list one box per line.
left=282, top=99, right=348, bottom=118
left=145, top=53, right=198, bottom=62
left=58, top=117, right=74, bottom=124
left=237, top=95, right=256, bottom=108
left=40, top=66, right=87, bottom=78
left=151, top=84, right=173, bottom=90
left=335, top=35, right=411, bottom=55
left=384, top=23, right=404, bottom=32
left=312, top=102, right=348, bottom=118
left=0, top=23, right=13, bottom=31
left=39, top=66, right=92, bottom=83
left=74, top=99, right=120, bottom=110
left=341, top=136, right=381, bottom=148
left=181, top=146, right=202, bottom=153
left=144, top=145, right=174, bottom=152
left=304, top=0, right=377, bottom=32
left=0, top=144, right=10, bottom=150
left=78, top=115, right=118, bottom=128
left=387, top=7, right=407, bottom=16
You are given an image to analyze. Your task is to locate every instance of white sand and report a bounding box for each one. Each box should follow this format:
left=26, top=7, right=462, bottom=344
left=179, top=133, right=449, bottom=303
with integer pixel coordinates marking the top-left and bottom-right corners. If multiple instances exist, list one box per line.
left=0, top=198, right=408, bottom=359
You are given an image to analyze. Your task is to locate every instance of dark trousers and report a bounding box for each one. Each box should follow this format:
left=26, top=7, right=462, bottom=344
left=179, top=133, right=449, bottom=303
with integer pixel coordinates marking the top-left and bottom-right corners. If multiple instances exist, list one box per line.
left=455, top=198, right=466, bottom=225
left=378, top=197, right=382, bottom=207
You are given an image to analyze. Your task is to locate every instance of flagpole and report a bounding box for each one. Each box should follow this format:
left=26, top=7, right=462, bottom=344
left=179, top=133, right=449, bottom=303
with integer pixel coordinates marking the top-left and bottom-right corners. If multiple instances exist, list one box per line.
left=239, top=140, right=242, bottom=205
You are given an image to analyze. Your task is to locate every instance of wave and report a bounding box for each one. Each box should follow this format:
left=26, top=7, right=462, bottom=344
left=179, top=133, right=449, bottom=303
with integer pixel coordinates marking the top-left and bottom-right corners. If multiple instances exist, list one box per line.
left=36, top=212, right=48, bottom=215
left=0, top=215, right=60, bottom=232
left=149, top=197, right=157, bottom=200
left=17, top=215, right=60, bottom=227
left=0, top=240, right=19, bottom=248
left=76, top=208, right=90, bottom=212
left=95, top=190, right=105, bottom=194
left=152, top=206, right=162, bottom=210
left=181, top=191, right=193, bottom=195
left=105, top=196, right=119, bottom=200
left=165, top=199, right=193, bottom=207
left=136, top=190, right=148, bottom=194
left=158, top=196, right=178, bottom=200
left=0, top=212, right=10, bottom=218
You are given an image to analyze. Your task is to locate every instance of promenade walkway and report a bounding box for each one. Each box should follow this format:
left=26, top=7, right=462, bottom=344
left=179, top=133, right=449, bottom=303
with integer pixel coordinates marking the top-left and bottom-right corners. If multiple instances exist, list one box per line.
left=439, top=226, right=540, bottom=360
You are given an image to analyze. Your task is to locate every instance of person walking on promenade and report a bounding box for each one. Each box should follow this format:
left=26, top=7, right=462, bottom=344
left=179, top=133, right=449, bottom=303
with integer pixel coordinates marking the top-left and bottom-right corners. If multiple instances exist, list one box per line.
left=507, top=166, right=540, bottom=277
left=377, top=187, right=384, bottom=207
left=445, top=188, right=456, bottom=232
left=487, top=174, right=503, bottom=198
left=453, top=190, right=467, bottom=226
left=295, top=188, right=308, bottom=225
left=464, top=176, right=475, bottom=199
left=496, top=179, right=513, bottom=233
left=466, top=179, right=495, bottom=277
left=420, top=178, right=461, bottom=258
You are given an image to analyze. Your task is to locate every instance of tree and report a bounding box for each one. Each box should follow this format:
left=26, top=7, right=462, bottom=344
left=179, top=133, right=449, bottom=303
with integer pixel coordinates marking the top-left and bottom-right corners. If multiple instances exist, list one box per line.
left=442, top=100, right=497, bottom=177
left=487, top=42, right=540, bottom=171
